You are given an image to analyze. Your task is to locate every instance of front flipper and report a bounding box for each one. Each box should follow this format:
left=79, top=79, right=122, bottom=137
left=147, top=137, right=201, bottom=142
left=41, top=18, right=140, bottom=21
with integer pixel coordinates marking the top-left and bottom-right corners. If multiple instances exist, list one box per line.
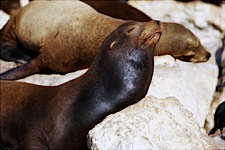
left=208, top=126, right=218, bottom=135
left=0, top=43, right=32, bottom=64
left=0, top=59, right=41, bottom=80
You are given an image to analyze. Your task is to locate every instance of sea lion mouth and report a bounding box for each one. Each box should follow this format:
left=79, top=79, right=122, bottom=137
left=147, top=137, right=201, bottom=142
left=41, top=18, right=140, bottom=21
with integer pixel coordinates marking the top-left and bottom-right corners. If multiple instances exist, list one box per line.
left=175, top=54, right=210, bottom=63
left=175, top=55, right=194, bottom=62
left=140, top=31, right=162, bottom=47
left=139, top=21, right=162, bottom=47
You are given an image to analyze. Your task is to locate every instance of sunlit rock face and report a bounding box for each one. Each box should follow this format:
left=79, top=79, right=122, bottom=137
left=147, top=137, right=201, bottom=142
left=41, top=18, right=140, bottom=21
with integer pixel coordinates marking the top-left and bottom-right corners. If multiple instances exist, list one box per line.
left=87, top=96, right=219, bottom=150
left=148, top=55, right=218, bottom=127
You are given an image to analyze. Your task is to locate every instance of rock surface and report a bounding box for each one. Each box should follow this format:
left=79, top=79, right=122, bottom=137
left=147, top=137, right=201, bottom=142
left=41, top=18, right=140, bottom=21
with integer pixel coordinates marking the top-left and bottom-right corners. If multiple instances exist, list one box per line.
left=87, top=96, right=219, bottom=149
left=148, top=55, right=218, bottom=127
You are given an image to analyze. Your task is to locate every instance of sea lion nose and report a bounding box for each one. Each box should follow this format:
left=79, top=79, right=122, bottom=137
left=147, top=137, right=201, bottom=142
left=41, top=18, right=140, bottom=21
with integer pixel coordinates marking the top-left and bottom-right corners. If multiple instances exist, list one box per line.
left=206, top=52, right=211, bottom=59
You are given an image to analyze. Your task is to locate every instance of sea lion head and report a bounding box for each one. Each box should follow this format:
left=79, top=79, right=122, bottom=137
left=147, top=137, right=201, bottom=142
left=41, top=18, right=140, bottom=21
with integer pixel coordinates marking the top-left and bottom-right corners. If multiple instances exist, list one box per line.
left=156, top=22, right=211, bottom=63
left=96, top=20, right=162, bottom=64
left=90, top=20, right=162, bottom=97
left=184, top=36, right=211, bottom=63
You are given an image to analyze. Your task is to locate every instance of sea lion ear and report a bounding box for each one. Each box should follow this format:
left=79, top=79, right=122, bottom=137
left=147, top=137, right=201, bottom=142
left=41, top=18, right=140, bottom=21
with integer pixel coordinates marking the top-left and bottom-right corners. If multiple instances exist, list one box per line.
left=109, top=41, right=116, bottom=50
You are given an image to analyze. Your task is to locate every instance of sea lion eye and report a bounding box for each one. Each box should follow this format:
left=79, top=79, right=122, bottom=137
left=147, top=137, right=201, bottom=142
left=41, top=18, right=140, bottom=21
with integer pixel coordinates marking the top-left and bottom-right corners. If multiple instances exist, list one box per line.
left=109, top=41, right=116, bottom=50
left=127, top=27, right=136, bottom=33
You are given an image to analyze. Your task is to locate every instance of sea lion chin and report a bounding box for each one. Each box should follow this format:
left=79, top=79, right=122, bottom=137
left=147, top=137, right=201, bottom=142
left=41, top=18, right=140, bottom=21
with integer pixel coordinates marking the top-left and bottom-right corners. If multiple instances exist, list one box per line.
left=0, top=20, right=162, bottom=149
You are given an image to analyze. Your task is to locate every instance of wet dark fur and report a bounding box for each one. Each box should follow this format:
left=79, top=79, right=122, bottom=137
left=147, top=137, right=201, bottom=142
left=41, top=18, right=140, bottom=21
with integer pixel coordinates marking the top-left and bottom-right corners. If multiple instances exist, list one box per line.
left=0, top=20, right=161, bottom=149
left=209, top=101, right=225, bottom=140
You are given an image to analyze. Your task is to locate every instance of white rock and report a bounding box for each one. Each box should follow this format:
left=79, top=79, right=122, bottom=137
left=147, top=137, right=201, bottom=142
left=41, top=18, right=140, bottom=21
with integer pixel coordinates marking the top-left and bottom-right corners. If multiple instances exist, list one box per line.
left=149, top=55, right=218, bottom=127
left=180, top=60, right=218, bottom=122
left=20, top=0, right=29, bottom=7
left=18, top=68, right=87, bottom=86
left=87, top=96, right=219, bottom=149
left=210, top=136, right=225, bottom=149
left=0, top=10, right=9, bottom=30
left=0, top=60, right=17, bottom=73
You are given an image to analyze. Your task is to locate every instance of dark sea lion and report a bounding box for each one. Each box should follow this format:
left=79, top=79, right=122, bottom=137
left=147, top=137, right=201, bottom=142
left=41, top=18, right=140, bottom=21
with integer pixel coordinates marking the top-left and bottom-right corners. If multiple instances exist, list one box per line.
left=0, top=20, right=162, bottom=149
left=0, top=1, right=210, bottom=80
left=222, top=37, right=225, bottom=88
left=208, top=101, right=225, bottom=140
left=216, top=36, right=225, bottom=91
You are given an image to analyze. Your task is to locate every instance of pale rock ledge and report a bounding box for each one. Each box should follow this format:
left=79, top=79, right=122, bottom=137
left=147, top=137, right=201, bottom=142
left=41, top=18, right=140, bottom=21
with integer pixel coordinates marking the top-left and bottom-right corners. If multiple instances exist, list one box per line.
left=87, top=96, right=219, bottom=149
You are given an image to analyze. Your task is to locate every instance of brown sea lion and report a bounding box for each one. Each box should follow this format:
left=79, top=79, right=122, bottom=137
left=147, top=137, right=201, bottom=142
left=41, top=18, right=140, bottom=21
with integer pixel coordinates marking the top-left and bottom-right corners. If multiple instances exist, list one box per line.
left=0, top=1, right=210, bottom=80
left=0, top=20, right=162, bottom=149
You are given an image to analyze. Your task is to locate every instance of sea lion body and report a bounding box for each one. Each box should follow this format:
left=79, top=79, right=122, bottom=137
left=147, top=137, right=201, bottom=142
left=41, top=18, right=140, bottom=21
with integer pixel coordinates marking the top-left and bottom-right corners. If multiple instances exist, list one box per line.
left=0, top=1, right=210, bottom=80
left=0, top=20, right=162, bottom=149
left=1, top=1, right=123, bottom=75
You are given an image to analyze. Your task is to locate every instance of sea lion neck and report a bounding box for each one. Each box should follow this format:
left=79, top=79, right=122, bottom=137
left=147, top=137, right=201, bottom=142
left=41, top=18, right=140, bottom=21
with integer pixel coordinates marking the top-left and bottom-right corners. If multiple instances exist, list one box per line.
left=83, top=50, right=154, bottom=109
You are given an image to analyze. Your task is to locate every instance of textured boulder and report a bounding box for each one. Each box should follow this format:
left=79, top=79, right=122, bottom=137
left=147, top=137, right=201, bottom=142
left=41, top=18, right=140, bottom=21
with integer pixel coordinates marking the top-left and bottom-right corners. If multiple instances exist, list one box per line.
left=148, top=55, right=218, bottom=127
left=87, top=96, right=219, bottom=149
left=0, top=10, right=9, bottom=29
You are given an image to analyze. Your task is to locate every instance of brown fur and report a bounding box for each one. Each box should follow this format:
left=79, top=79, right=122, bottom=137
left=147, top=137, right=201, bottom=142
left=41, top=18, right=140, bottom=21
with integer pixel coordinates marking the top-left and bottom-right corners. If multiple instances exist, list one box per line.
left=0, top=0, right=21, bottom=15
left=82, top=0, right=151, bottom=21
left=0, top=1, right=210, bottom=80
